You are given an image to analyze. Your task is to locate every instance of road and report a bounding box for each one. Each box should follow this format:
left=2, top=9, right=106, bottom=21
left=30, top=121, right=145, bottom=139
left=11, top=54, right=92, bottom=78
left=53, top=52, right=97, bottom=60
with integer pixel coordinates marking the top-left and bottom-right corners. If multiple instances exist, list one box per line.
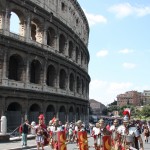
left=24, top=137, right=150, bottom=150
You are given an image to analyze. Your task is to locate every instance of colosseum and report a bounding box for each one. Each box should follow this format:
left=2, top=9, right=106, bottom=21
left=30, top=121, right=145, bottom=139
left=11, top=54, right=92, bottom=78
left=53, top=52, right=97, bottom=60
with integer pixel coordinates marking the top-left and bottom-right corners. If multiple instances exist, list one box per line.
left=0, top=0, right=90, bottom=130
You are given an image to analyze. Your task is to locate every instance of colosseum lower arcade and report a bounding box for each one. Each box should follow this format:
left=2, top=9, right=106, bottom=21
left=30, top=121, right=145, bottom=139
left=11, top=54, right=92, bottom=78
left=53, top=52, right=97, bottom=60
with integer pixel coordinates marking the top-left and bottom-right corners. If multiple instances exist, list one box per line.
left=0, top=0, right=90, bottom=130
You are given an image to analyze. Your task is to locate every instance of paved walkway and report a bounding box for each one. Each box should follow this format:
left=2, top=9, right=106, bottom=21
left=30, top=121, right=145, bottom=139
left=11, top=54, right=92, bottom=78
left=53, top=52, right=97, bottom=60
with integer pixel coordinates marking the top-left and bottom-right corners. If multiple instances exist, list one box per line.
left=0, top=134, right=36, bottom=150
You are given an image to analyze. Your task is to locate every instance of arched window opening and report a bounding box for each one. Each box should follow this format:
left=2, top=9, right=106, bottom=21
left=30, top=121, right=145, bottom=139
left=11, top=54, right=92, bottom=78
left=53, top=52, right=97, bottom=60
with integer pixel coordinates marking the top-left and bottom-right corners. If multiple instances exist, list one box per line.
left=68, top=41, right=73, bottom=58
left=77, top=76, right=80, bottom=93
left=7, top=102, right=21, bottom=111
left=10, top=12, right=19, bottom=34
left=76, top=107, right=80, bottom=120
left=76, top=47, right=79, bottom=63
left=46, top=105, right=55, bottom=125
left=69, top=73, right=74, bottom=91
left=7, top=102, right=22, bottom=130
left=31, top=24, right=36, bottom=41
left=69, top=106, right=74, bottom=122
left=59, top=69, right=67, bottom=90
left=59, top=106, right=66, bottom=124
left=81, top=52, right=83, bottom=66
left=46, top=105, right=55, bottom=112
left=84, top=56, right=87, bottom=65
left=30, top=60, right=42, bottom=84
left=30, top=104, right=40, bottom=112
left=46, top=65, right=56, bottom=87
left=61, top=2, right=65, bottom=11
left=59, top=34, right=66, bottom=54
left=29, top=104, right=41, bottom=124
left=47, top=27, right=56, bottom=47
left=8, top=54, right=24, bottom=81
left=81, top=79, right=85, bottom=94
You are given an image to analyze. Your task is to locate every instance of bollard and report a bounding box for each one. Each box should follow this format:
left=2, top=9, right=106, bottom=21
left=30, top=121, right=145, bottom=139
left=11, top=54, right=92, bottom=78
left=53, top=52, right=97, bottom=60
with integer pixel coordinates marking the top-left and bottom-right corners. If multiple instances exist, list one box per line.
left=1, top=116, right=7, bottom=134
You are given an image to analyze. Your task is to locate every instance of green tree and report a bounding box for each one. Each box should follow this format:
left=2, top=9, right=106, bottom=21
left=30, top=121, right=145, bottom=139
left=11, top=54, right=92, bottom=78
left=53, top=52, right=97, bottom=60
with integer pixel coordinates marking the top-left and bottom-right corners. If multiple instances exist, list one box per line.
left=141, top=106, right=150, bottom=117
left=102, top=108, right=108, bottom=115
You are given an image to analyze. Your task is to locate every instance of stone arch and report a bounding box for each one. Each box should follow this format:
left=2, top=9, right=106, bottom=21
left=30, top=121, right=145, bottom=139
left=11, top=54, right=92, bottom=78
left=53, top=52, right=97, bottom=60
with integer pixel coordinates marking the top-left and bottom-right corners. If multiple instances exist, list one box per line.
left=46, top=104, right=55, bottom=125
left=29, top=103, right=41, bottom=124
left=30, top=59, right=42, bottom=84
left=10, top=8, right=25, bottom=36
left=59, top=69, right=67, bottom=90
left=69, top=73, right=75, bottom=92
left=68, top=106, right=74, bottom=122
left=59, top=106, right=66, bottom=124
left=31, top=18, right=42, bottom=43
left=68, top=41, right=73, bottom=58
left=46, top=64, right=56, bottom=87
left=84, top=54, right=87, bottom=66
left=76, top=46, right=79, bottom=63
left=76, top=76, right=80, bottom=93
left=81, top=79, right=85, bottom=94
left=76, top=107, right=80, bottom=121
left=81, top=107, right=84, bottom=121
left=7, top=102, right=22, bottom=130
left=47, top=27, right=56, bottom=48
left=8, top=54, right=24, bottom=81
left=59, top=34, right=66, bottom=54
left=81, top=51, right=83, bottom=66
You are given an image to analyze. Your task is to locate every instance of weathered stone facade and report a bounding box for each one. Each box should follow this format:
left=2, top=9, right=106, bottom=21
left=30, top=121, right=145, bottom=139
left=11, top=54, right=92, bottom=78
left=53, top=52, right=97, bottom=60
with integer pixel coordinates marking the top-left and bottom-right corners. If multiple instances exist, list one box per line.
left=0, top=0, right=90, bottom=130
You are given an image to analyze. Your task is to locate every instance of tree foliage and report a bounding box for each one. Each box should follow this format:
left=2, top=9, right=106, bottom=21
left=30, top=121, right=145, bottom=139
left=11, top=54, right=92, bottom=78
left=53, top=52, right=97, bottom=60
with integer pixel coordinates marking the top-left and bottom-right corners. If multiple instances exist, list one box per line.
left=141, top=106, right=150, bottom=117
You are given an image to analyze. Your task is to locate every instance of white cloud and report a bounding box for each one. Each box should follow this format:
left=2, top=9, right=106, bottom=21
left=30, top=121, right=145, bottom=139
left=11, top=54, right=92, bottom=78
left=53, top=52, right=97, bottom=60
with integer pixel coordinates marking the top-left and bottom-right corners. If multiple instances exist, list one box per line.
left=123, top=62, right=136, bottom=69
left=96, top=50, right=108, bottom=57
left=108, top=3, right=150, bottom=18
left=89, top=80, right=133, bottom=105
left=83, top=9, right=107, bottom=26
left=107, top=82, right=133, bottom=93
left=90, top=80, right=107, bottom=89
left=118, top=48, right=134, bottom=54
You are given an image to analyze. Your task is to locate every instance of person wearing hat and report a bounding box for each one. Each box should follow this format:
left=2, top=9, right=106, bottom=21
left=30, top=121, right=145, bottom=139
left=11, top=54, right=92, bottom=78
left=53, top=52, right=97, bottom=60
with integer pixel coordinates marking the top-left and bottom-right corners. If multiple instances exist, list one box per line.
left=74, top=120, right=86, bottom=148
left=117, top=110, right=144, bottom=150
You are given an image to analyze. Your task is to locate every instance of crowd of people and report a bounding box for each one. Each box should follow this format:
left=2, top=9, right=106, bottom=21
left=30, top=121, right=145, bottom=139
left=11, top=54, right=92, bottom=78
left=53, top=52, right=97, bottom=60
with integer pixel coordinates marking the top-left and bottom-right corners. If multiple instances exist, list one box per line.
left=19, top=110, right=149, bottom=150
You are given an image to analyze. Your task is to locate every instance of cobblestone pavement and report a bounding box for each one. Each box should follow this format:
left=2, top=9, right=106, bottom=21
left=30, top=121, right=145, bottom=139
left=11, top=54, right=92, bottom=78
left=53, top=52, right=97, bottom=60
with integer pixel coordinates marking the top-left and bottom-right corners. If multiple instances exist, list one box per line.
left=0, top=134, right=150, bottom=150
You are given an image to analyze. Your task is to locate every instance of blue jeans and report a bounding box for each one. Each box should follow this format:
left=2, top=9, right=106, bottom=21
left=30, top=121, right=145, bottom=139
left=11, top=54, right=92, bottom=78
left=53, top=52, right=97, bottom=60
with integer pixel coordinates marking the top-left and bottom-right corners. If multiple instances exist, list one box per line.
left=22, top=133, right=27, bottom=146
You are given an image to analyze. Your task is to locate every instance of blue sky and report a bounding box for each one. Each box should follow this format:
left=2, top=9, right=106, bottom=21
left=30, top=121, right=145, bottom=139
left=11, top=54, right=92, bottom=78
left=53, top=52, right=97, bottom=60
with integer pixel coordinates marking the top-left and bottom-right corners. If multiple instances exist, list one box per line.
left=10, top=0, right=150, bottom=106
left=77, top=0, right=150, bottom=105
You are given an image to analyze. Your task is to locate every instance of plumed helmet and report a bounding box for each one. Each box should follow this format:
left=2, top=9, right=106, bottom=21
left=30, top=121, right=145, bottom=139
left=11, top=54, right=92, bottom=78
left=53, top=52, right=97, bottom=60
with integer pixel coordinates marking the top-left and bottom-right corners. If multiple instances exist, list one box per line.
left=122, top=109, right=130, bottom=122
left=38, top=114, right=44, bottom=120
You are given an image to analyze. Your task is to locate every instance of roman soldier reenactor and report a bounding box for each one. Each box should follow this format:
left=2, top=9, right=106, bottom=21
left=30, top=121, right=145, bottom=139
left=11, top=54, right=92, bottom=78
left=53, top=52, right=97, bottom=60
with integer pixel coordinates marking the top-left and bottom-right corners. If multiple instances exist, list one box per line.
left=50, top=118, right=67, bottom=150
left=109, top=119, right=119, bottom=149
left=117, top=109, right=144, bottom=150
left=31, top=114, right=49, bottom=150
left=92, top=122, right=101, bottom=150
left=75, top=120, right=89, bottom=150
left=98, top=119, right=111, bottom=150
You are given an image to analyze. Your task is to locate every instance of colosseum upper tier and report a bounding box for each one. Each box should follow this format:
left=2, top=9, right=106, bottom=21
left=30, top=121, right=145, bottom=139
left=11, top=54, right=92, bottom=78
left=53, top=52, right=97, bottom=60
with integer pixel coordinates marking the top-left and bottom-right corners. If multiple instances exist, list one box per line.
left=0, top=0, right=90, bottom=129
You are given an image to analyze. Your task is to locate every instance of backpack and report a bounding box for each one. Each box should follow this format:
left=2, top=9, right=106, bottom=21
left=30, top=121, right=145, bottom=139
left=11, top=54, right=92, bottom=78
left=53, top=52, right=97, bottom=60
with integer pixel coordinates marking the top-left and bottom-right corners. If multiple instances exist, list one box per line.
left=19, top=125, right=23, bottom=134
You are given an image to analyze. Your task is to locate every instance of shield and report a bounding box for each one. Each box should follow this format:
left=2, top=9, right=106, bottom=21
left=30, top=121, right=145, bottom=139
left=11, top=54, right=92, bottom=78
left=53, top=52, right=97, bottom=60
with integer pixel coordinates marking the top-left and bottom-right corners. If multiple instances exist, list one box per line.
left=78, top=131, right=88, bottom=150
left=57, top=131, right=67, bottom=150
left=103, top=135, right=111, bottom=150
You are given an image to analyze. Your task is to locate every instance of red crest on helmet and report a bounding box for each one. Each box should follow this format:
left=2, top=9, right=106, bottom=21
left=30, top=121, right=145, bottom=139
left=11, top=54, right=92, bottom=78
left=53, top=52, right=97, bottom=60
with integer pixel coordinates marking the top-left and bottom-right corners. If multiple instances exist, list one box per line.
left=38, top=114, right=44, bottom=120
